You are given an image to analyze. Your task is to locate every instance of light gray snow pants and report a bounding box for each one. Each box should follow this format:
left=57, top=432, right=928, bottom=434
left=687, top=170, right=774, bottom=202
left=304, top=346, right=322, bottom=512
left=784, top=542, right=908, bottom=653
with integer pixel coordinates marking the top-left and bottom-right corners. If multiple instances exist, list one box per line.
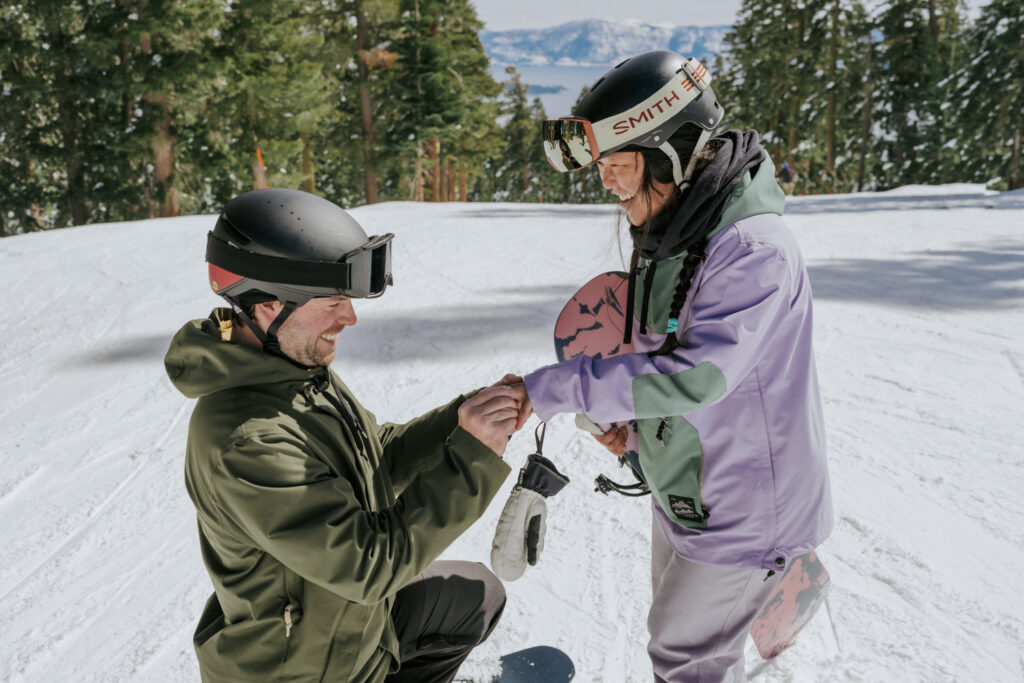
left=648, top=516, right=781, bottom=683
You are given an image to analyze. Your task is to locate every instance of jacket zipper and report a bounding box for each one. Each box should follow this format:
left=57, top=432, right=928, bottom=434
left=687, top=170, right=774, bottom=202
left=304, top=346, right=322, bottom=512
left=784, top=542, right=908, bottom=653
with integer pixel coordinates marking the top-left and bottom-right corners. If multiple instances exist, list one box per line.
left=656, top=417, right=669, bottom=446
left=284, top=603, right=294, bottom=638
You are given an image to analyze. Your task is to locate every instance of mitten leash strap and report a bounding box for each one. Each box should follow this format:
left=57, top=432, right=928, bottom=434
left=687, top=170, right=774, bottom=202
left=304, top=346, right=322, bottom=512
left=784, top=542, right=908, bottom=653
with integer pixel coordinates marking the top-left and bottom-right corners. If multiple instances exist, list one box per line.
left=518, top=422, right=570, bottom=497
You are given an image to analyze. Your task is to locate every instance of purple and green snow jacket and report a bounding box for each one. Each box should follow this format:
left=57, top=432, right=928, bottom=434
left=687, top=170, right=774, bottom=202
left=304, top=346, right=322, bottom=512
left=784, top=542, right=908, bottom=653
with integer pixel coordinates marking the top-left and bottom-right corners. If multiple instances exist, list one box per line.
left=524, top=155, right=833, bottom=571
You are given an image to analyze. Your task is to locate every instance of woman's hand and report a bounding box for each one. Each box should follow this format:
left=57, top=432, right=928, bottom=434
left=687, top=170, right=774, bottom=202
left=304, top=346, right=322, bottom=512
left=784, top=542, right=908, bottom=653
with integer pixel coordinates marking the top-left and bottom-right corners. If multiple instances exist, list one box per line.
left=592, top=425, right=628, bottom=457
left=493, top=373, right=533, bottom=430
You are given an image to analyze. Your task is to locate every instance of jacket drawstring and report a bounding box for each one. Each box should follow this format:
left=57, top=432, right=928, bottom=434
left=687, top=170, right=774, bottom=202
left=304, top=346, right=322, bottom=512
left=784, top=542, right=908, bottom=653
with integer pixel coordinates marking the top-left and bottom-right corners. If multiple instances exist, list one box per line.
left=623, top=248, right=639, bottom=346
left=623, top=248, right=659, bottom=345
left=639, top=260, right=658, bottom=335
left=284, top=604, right=294, bottom=637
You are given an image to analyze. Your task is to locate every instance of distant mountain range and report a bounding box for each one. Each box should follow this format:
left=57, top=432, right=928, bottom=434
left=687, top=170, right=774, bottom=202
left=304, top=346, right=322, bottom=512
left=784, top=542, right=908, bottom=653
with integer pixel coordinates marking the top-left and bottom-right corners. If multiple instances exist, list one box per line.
left=480, top=19, right=730, bottom=68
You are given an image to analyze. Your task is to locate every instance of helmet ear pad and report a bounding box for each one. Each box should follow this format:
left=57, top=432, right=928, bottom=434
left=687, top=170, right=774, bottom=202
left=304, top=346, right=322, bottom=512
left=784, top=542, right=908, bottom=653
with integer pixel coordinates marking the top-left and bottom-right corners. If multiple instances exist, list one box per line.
left=636, top=124, right=704, bottom=185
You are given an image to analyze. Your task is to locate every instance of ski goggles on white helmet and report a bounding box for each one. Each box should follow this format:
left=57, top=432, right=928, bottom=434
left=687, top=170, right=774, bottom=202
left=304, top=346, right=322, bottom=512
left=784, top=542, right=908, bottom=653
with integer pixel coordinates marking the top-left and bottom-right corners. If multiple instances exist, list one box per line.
left=206, top=231, right=394, bottom=302
left=542, top=58, right=713, bottom=172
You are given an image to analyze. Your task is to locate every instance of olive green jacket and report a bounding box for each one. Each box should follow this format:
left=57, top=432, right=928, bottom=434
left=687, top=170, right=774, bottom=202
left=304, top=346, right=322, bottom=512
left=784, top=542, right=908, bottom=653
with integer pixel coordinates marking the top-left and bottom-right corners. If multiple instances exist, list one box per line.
left=164, top=310, right=510, bottom=682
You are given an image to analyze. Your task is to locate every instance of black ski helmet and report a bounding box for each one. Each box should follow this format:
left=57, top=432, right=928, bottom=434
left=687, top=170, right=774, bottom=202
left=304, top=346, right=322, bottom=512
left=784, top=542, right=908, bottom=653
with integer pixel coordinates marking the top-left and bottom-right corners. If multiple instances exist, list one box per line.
left=542, top=50, right=725, bottom=188
left=205, top=188, right=393, bottom=355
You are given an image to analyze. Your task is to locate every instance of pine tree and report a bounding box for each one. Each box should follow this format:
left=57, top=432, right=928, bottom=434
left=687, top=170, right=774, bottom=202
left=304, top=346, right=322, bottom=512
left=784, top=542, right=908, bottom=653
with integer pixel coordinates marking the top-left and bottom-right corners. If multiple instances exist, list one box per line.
left=310, top=0, right=395, bottom=207
left=383, top=0, right=500, bottom=201
left=107, top=0, right=225, bottom=218
left=872, top=0, right=967, bottom=186
left=0, top=1, right=132, bottom=229
left=493, top=67, right=535, bottom=201
left=716, top=2, right=817, bottom=177
left=956, top=0, right=1024, bottom=190
left=0, top=3, right=51, bottom=233
left=717, top=1, right=876, bottom=193
left=200, top=0, right=332, bottom=204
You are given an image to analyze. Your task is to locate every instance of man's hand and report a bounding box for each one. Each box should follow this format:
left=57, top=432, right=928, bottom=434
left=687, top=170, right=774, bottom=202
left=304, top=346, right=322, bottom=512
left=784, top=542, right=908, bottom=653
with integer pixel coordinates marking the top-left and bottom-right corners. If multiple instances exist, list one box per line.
left=592, top=425, right=628, bottom=456
left=494, top=374, right=533, bottom=430
left=458, top=385, right=521, bottom=457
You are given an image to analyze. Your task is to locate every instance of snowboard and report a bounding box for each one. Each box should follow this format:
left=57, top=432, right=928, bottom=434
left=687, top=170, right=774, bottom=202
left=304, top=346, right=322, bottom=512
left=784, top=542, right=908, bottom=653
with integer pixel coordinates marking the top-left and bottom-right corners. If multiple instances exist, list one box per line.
left=553, top=271, right=634, bottom=437
left=492, top=646, right=575, bottom=682
left=554, top=272, right=831, bottom=660
left=750, top=551, right=831, bottom=659
left=553, top=270, right=633, bottom=363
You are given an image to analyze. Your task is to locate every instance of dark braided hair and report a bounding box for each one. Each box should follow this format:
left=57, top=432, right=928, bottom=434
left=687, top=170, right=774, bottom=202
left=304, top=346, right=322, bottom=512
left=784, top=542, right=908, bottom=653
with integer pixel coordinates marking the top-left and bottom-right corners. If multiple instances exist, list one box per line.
left=617, top=132, right=721, bottom=354
left=649, top=234, right=709, bottom=357
left=640, top=134, right=724, bottom=357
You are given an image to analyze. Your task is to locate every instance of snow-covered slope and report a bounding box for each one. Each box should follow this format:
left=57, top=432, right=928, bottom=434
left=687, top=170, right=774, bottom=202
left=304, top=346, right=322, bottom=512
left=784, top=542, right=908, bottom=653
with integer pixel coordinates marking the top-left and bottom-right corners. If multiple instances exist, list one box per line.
left=1, top=187, right=1022, bottom=682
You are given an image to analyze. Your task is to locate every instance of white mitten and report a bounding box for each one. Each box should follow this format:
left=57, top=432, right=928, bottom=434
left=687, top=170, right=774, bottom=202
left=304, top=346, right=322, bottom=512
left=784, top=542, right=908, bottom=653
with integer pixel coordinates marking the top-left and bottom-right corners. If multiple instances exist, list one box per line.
left=490, top=424, right=570, bottom=581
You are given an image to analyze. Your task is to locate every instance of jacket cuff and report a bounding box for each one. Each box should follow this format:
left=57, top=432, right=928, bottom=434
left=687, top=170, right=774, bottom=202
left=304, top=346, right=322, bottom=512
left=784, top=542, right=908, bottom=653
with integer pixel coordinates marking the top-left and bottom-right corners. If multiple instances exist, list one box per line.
left=446, top=425, right=512, bottom=474
left=524, top=361, right=577, bottom=422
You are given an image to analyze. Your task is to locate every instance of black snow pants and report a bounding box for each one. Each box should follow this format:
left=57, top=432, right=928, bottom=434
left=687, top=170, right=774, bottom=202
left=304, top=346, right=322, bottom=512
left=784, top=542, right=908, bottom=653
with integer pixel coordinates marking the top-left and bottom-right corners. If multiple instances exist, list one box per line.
left=385, top=560, right=506, bottom=683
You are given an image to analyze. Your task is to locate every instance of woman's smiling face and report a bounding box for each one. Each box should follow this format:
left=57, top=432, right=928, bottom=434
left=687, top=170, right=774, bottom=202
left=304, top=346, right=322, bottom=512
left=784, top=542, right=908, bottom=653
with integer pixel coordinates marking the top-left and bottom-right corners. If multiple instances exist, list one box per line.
left=597, top=151, right=677, bottom=226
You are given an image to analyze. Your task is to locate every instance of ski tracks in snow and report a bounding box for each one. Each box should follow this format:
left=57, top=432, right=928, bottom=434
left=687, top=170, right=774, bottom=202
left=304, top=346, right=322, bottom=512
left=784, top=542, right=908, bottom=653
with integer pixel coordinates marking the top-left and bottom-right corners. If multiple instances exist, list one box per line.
left=4, top=198, right=1024, bottom=682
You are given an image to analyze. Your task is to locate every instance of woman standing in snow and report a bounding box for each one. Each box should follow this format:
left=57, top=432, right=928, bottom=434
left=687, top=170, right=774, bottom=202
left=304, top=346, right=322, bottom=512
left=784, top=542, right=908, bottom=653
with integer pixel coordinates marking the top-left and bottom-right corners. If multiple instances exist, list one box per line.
left=524, top=51, right=833, bottom=682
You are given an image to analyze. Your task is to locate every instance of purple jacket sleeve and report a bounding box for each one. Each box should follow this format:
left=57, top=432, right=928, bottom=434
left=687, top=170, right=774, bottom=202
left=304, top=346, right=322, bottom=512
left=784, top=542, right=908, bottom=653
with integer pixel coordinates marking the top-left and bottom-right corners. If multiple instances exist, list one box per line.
left=524, top=223, right=803, bottom=423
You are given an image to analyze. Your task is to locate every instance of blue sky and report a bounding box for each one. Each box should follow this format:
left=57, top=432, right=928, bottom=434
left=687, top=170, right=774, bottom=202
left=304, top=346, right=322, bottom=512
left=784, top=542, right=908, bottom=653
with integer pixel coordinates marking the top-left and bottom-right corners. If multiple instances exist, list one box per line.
left=472, top=0, right=987, bottom=32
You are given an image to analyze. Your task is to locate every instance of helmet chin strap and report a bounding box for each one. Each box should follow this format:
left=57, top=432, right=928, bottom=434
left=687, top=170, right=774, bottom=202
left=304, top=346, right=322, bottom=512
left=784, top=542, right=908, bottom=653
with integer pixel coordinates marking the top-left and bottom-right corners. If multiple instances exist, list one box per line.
left=230, top=300, right=297, bottom=359
left=659, top=127, right=715, bottom=193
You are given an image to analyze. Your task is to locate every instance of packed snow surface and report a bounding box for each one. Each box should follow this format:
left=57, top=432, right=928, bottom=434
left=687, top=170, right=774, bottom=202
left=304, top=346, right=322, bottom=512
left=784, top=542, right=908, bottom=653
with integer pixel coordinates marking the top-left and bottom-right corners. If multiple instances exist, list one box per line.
left=1, top=186, right=1021, bottom=682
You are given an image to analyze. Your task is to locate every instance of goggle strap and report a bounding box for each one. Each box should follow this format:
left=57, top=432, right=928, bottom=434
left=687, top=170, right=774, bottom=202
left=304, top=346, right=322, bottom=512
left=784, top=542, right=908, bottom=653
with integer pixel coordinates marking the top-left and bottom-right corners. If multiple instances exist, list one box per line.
left=207, top=233, right=353, bottom=289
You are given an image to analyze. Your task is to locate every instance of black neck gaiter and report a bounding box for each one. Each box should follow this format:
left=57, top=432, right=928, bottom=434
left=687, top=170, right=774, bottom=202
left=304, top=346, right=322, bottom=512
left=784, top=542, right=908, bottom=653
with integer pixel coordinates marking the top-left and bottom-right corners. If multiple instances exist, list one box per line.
left=629, top=129, right=766, bottom=262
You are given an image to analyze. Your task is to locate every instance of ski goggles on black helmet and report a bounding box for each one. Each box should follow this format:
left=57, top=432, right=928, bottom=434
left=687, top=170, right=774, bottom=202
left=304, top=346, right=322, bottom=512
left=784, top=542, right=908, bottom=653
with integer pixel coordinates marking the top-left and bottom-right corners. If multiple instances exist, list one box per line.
left=206, top=231, right=394, bottom=303
left=542, top=58, right=712, bottom=172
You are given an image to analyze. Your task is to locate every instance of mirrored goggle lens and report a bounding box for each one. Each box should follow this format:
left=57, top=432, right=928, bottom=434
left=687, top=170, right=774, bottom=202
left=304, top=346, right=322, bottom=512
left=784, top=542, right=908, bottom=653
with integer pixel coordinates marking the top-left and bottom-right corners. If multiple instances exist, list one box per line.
left=341, top=233, right=394, bottom=298
left=542, top=119, right=598, bottom=172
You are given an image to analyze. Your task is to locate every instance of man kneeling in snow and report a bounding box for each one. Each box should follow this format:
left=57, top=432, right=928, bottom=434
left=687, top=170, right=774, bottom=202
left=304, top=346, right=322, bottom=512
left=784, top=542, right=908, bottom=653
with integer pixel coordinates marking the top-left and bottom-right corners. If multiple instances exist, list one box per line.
left=165, top=188, right=525, bottom=682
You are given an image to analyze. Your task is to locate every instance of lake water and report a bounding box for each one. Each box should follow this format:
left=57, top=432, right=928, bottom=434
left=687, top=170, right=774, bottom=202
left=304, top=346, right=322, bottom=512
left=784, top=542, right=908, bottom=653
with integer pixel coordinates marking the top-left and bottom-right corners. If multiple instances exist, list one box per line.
left=490, top=63, right=613, bottom=118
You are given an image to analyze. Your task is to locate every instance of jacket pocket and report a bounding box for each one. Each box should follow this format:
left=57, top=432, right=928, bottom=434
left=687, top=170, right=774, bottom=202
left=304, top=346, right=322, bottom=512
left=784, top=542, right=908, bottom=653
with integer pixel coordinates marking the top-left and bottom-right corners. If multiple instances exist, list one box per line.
left=637, top=415, right=710, bottom=529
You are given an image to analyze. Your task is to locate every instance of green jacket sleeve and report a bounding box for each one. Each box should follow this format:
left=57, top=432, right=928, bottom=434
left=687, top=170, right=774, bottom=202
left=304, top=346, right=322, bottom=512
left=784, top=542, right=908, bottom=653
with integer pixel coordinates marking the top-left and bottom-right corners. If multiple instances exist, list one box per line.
left=376, top=394, right=472, bottom=495
left=207, top=426, right=510, bottom=605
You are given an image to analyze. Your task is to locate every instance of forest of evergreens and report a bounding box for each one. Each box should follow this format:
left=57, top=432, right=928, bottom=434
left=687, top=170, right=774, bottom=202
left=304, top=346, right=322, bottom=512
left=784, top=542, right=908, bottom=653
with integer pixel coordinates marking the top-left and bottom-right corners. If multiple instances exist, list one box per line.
left=1, top=0, right=1020, bottom=234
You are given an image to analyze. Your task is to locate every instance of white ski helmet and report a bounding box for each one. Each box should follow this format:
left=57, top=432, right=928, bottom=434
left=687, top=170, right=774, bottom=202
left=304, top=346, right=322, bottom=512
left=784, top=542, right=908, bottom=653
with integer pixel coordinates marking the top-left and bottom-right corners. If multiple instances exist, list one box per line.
left=542, top=50, right=725, bottom=188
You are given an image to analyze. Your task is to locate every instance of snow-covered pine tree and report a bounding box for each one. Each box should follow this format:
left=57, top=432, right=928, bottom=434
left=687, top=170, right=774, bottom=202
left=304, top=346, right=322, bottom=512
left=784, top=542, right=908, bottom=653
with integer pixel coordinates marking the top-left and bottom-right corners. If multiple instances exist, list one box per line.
left=0, top=1, right=132, bottom=229
left=955, top=0, right=1024, bottom=190
left=200, top=0, right=332, bottom=202
left=383, top=0, right=499, bottom=202
left=872, top=0, right=968, bottom=187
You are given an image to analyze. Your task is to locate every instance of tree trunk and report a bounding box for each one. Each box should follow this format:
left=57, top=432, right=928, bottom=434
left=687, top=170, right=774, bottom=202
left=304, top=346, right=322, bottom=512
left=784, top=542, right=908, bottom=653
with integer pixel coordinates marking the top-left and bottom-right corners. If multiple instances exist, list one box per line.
left=47, top=19, right=88, bottom=225
left=425, top=137, right=440, bottom=201
left=121, top=40, right=132, bottom=125
left=439, top=155, right=448, bottom=202
left=150, top=94, right=180, bottom=217
left=249, top=89, right=269, bottom=190
left=1011, top=128, right=1022, bottom=191
left=857, top=45, right=874, bottom=192
left=927, top=0, right=940, bottom=47
left=459, top=157, right=467, bottom=201
left=300, top=130, right=315, bottom=193
left=354, top=0, right=379, bottom=204
left=251, top=149, right=269, bottom=190
left=825, top=0, right=839, bottom=184
left=411, top=151, right=424, bottom=201
left=447, top=156, right=457, bottom=201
